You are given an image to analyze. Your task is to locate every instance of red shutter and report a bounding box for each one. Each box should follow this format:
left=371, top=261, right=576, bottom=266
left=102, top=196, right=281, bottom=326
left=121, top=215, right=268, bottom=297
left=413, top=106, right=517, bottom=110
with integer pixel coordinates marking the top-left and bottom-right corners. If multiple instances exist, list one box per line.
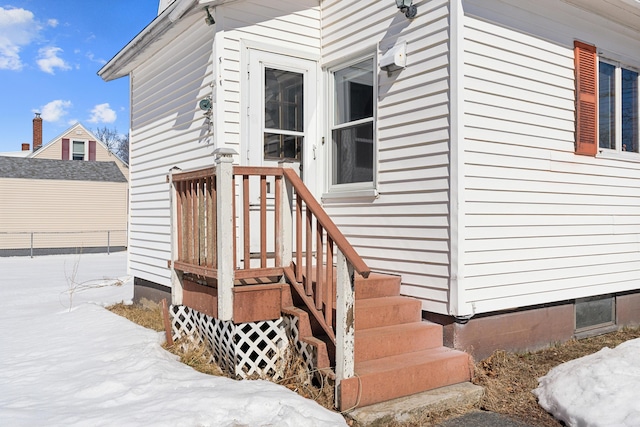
left=89, top=140, right=96, bottom=161
left=574, top=41, right=598, bottom=156
left=62, top=138, right=70, bottom=160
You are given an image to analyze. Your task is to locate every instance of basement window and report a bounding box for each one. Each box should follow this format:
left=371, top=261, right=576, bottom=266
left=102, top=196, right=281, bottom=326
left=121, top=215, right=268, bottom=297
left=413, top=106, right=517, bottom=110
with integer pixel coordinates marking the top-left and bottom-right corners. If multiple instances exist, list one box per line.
left=575, top=294, right=615, bottom=333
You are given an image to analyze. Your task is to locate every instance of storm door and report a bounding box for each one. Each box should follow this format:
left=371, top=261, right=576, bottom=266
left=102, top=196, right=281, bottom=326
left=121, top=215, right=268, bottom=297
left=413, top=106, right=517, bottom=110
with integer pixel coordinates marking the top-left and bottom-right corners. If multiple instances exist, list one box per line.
left=246, top=49, right=318, bottom=260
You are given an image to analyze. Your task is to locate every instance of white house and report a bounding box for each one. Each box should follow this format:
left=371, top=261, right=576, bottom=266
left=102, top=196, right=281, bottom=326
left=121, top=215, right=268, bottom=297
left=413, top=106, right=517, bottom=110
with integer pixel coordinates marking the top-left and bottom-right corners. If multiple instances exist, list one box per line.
left=100, top=0, right=640, bottom=409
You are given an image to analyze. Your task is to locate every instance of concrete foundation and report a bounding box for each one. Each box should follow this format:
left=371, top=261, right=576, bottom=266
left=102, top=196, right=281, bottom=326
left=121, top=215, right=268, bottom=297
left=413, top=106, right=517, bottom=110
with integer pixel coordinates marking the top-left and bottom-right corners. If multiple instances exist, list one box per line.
left=133, top=277, right=171, bottom=304
left=425, top=289, right=640, bottom=361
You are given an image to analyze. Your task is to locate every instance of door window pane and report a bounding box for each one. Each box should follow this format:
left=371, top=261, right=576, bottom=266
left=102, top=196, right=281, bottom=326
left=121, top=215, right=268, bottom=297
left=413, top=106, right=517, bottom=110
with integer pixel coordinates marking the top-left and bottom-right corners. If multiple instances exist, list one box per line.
left=264, top=68, right=303, bottom=160
left=265, top=68, right=303, bottom=132
left=599, top=62, right=616, bottom=150
left=622, top=68, right=638, bottom=153
left=264, top=133, right=302, bottom=160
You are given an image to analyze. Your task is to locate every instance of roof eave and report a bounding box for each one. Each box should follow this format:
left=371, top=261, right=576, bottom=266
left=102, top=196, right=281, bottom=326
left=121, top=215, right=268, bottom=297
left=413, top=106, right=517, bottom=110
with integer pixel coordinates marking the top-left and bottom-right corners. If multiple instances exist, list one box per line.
left=98, top=0, right=199, bottom=81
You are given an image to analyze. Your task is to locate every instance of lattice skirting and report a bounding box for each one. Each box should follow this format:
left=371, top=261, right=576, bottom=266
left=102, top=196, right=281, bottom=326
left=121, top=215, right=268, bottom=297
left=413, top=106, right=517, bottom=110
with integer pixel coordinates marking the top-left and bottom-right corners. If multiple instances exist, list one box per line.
left=281, top=314, right=318, bottom=382
left=170, top=305, right=319, bottom=381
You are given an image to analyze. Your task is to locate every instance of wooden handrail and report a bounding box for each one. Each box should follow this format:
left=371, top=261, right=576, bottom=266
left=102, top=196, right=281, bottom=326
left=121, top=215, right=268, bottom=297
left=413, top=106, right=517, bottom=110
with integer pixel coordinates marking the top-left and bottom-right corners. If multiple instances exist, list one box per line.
left=282, top=168, right=370, bottom=278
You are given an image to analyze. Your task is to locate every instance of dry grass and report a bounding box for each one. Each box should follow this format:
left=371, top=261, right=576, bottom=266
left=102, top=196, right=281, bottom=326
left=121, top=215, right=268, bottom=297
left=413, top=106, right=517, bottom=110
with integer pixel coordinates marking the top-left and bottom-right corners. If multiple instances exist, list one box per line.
left=107, top=301, right=640, bottom=426
left=473, top=326, right=640, bottom=427
left=163, top=338, right=226, bottom=377
left=107, top=300, right=164, bottom=332
left=274, top=348, right=335, bottom=409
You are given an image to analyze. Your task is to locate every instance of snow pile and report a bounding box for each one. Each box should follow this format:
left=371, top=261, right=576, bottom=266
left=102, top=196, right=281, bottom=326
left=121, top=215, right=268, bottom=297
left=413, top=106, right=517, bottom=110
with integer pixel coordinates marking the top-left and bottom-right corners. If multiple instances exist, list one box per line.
left=0, top=253, right=347, bottom=426
left=534, top=338, right=640, bottom=427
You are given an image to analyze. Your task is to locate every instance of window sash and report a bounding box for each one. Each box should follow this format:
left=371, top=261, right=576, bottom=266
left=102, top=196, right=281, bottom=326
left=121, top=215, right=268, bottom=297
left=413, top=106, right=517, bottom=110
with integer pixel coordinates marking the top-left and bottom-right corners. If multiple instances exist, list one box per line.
left=598, top=59, right=640, bottom=154
left=330, top=56, right=375, bottom=187
left=72, top=141, right=85, bottom=161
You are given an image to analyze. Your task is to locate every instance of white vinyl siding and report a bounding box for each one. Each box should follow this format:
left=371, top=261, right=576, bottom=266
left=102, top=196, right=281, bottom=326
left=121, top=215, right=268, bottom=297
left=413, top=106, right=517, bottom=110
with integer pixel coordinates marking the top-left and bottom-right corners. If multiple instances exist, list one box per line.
left=128, top=12, right=215, bottom=287
left=461, top=6, right=640, bottom=314
left=218, top=0, right=321, bottom=157
left=127, top=0, right=321, bottom=288
left=322, top=0, right=452, bottom=313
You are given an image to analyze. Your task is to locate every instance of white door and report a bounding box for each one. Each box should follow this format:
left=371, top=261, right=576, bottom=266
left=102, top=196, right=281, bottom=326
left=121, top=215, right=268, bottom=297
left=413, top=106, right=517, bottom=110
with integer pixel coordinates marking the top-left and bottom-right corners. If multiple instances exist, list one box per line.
left=245, top=49, right=318, bottom=259
left=247, top=49, right=318, bottom=190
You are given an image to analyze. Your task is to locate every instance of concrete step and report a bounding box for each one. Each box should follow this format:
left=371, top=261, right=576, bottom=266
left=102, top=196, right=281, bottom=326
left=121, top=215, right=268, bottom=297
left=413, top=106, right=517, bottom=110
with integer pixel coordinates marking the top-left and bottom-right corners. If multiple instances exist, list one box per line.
left=355, top=272, right=401, bottom=300
left=345, top=382, right=484, bottom=427
left=355, top=295, right=422, bottom=330
left=339, top=347, right=472, bottom=409
left=281, top=306, right=331, bottom=371
left=355, top=322, right=443, bottom=363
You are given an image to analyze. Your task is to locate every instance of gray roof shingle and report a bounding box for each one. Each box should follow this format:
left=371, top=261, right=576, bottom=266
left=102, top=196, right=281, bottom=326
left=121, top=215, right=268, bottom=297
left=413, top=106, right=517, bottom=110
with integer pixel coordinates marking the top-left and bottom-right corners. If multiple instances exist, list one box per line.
left=0, top=156, right=127, bottom=183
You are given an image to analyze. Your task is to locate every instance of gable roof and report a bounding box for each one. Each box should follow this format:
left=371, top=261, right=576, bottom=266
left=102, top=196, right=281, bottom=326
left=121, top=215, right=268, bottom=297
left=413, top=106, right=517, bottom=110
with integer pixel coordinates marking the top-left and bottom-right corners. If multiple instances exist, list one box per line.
left=29, top=122, right=128, bottom=166
left=0, top=156, right=127, bottom=183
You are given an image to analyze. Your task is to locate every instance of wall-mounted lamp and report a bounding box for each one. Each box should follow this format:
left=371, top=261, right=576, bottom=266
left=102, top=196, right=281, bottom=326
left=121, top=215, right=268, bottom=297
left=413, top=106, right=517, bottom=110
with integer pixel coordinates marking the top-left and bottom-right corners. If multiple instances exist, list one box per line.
left=199, top=96, right=213, bottom=112
left=204, top=6, right=215, bottom=26
left=395, top=0, right=417, bottom=19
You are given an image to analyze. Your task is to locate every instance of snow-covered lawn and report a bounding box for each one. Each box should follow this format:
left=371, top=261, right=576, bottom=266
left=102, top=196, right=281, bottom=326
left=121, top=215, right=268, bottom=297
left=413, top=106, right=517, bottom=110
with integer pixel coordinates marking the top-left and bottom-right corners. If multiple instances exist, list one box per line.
left=534, top=337, right=640, bottom=427
left=0, top=253, right=346, bottom=426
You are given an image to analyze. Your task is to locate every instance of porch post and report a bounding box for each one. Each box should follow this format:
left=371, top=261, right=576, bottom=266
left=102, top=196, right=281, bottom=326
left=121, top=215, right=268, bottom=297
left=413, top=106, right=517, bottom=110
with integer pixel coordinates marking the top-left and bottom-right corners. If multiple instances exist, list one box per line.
left=215, top=148, right=237, bottom=321
left=335, top=248, right=355, bottom=408
left=278, top=160, right=293, bottom=272
left=168, top=166, right=184, bottom=305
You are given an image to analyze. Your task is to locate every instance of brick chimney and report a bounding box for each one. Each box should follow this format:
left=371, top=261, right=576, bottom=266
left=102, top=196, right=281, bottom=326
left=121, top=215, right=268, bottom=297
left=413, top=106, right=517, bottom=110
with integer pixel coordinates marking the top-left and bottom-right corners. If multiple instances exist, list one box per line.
left=21, top=143, right=30, bottom=151
left=33, top=113, right=43, bottom=151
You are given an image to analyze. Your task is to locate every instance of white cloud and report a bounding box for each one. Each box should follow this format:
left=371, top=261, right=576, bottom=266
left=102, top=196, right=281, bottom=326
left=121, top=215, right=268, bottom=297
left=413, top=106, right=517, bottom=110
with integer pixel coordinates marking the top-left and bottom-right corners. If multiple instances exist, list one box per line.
left=37, top=46, right=71, bottom=74
left=86, top=52, right=106, bottom=65
left=47, top=18, right=58, bottom=28
left=0, top=7, right=39, bottom=71
left=38, top=100, right=72, bottom=122
left=88, top=103, right=117, bottom=124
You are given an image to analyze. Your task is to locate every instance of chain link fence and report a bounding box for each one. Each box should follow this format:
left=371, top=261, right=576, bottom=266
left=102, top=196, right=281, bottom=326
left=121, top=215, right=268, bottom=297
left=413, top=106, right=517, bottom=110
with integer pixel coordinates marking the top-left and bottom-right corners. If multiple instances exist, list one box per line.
left=0, top=230, right=127, bottom=257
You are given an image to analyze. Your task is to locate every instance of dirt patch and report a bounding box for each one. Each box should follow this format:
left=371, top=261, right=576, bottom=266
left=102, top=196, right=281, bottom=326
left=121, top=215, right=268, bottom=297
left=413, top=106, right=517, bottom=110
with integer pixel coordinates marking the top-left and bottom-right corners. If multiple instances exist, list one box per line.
left=473, top=326, right=640, bottom=427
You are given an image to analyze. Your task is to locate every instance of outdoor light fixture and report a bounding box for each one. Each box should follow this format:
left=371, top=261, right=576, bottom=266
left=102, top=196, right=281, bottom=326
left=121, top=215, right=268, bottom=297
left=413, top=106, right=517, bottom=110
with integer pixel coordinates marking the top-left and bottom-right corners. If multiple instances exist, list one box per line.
left=204, top=6, right=215, bottom=26
left=395, top=0, right=417, bottom=18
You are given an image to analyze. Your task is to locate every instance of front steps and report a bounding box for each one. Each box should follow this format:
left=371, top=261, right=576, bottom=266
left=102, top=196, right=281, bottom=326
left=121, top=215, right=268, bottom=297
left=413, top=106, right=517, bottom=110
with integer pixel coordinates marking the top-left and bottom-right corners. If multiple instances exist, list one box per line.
left=338, top=272, right=471, bottom=409
left=284, top=271, right=472, bottom=411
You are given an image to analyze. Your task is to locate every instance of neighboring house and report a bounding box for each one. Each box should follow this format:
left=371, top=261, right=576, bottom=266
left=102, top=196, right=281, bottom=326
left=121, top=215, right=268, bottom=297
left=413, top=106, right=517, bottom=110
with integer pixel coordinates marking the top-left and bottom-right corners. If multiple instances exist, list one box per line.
left=0, top=157, right=128, bottom=256
left=99, top=0, right=640, bottom=409
left=27, top=116, right=129, bottom=180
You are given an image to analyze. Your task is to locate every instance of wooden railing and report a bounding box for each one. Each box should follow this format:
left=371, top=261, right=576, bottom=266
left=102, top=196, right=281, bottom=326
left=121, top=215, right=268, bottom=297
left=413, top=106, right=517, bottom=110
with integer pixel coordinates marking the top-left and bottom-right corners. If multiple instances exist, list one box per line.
left=170, top=149, right=370, bottom=393
left=171, top=167, right=218, bottom=278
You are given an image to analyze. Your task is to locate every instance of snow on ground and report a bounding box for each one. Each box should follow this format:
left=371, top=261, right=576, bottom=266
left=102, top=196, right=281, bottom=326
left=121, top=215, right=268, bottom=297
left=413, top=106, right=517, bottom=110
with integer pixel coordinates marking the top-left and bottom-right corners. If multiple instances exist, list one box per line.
left=534, top=337, right=640, bottom=427
left=0, top=253, right=347, bottom=427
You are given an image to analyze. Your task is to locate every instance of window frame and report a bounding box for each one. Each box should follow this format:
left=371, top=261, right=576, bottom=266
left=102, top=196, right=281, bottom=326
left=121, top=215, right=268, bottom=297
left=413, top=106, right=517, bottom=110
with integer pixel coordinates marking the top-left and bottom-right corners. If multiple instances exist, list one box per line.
left=325, top=52, right=378, bottom=198
left=72, top=140, right=86, bottom=161
left=597, top=58, right=640, bottom=156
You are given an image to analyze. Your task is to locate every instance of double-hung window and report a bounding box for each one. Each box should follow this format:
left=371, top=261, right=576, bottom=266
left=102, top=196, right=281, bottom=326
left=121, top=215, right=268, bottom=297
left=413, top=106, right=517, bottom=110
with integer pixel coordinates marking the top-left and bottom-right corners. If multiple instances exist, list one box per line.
left=330, top=57, right=375, bottom=187
left=599, top=61, right=639, bottom=153
left=72, top=141, right=85, bottom=160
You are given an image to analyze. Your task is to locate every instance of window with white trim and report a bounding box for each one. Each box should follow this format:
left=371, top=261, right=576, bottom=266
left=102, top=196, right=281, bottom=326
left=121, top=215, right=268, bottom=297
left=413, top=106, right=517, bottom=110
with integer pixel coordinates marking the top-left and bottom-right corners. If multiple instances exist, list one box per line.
left=599, top=60, right=639, bottom=153
left=330, top=57, right=375, bottom=186
left=72, top=140, right=85, bottom=160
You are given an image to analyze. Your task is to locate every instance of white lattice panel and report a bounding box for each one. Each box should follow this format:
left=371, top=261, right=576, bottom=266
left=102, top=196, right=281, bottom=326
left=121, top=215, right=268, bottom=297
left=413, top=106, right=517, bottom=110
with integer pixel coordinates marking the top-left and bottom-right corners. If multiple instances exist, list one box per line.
left=282, top=314, right=318, bottom=381
left=170, top=305, right=289, bottom=380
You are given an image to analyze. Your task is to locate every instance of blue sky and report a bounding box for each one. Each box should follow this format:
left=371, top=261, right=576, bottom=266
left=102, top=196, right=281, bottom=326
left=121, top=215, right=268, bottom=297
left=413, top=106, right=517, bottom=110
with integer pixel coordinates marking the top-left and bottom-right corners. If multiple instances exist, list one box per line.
left=0, top=0, right=159, bottom=152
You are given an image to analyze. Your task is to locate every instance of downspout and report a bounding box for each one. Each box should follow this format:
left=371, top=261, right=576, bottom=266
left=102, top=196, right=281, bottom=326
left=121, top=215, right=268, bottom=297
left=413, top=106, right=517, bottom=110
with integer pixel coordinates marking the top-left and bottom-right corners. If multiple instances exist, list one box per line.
left=448, top=0, right=474, bottom=319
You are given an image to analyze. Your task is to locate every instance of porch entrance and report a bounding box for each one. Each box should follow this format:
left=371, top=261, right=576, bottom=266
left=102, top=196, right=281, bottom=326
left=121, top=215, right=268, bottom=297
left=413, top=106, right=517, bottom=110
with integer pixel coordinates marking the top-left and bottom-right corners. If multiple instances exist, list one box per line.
left=246, top=49, right=319, bottom=259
